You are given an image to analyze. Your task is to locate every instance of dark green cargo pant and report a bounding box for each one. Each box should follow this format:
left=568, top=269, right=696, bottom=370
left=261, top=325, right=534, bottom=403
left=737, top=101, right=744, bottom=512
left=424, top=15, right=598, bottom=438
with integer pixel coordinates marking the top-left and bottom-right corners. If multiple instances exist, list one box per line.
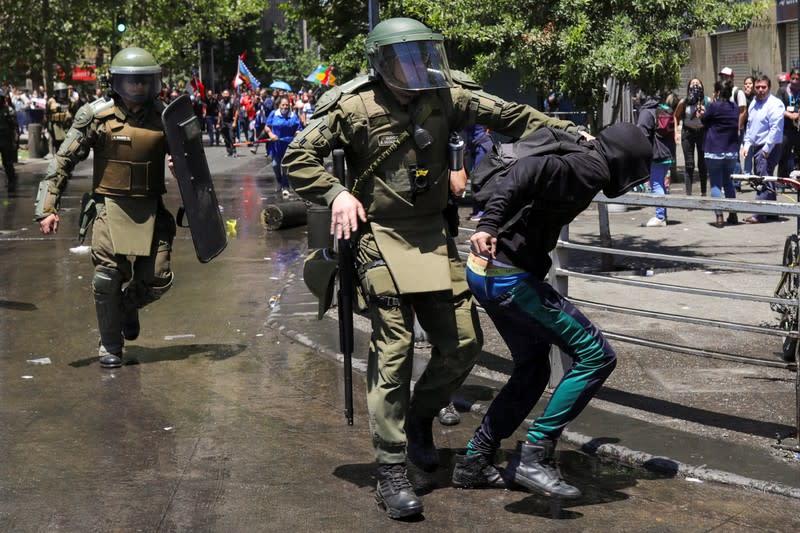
left=91, top=198, right=176, bottom=353
left=357, top=232, right=482, bottom=465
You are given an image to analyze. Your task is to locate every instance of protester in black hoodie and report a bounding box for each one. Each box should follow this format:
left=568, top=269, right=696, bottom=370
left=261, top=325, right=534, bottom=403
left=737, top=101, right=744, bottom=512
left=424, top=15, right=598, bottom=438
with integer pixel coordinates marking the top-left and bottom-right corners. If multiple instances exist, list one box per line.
left=451, top=123, right=652, bottom=498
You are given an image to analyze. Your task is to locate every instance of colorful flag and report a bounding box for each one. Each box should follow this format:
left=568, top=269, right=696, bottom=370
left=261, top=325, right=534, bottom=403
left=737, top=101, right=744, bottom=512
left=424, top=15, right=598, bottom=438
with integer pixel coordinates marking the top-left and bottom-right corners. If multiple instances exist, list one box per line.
left=189, top=67, right=205, bottom=99
left=236, top=54, right=260, bottom=90
left=305, top=64, right=336, bottom=86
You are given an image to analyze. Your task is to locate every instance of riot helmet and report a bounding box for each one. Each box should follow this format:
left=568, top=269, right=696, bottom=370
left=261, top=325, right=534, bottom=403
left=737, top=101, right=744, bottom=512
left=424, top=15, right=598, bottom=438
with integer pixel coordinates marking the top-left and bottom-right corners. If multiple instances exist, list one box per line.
left=53, top=81, right=69, bottom=103
left=365, top=17, right=452, bottom=92
left=109, top=47, right=162, bottom=103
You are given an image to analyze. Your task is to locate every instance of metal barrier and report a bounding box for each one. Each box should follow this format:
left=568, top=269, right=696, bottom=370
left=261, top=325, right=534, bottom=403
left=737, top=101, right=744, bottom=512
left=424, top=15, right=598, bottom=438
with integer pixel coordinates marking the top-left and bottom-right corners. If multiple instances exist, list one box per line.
left=460, top=191, right=800, bottom=451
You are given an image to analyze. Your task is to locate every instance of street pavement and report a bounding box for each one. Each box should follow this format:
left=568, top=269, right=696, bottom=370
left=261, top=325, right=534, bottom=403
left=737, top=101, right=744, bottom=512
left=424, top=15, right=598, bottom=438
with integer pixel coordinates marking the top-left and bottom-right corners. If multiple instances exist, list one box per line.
left=1, top=144, right=799, bottom=531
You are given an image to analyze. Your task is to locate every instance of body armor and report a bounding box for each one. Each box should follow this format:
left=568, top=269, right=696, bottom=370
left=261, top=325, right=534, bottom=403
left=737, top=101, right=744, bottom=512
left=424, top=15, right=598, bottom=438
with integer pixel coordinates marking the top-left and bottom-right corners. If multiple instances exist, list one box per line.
left=92, top=104, right=167, bottom=197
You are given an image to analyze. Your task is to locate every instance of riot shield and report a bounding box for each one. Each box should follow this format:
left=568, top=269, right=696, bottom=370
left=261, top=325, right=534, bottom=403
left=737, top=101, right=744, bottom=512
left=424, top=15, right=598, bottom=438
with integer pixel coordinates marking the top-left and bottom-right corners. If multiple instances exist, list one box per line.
left=162, top=94, right=227, bottom=263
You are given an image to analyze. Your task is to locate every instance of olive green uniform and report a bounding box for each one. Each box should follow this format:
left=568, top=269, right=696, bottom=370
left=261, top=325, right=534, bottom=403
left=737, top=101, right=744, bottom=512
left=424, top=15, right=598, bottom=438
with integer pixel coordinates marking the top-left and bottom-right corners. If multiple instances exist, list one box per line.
left=46, top=96, right=79, bottom=152
left=40, top=96, right=174, bottom=355
left=284, top=76, right=578, bottom=464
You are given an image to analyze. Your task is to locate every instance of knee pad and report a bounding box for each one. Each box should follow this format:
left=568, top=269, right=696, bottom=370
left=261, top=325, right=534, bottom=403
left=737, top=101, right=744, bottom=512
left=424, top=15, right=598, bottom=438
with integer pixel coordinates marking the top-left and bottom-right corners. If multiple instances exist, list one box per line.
left=92, top=268, right=123, bottom=297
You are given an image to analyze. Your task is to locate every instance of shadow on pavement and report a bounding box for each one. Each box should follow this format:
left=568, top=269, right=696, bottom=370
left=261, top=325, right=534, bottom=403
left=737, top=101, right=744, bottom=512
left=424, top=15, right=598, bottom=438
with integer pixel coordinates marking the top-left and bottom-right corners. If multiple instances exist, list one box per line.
left=597, top=387, right=796, bottom=439
left=67, top=343, right=247, bottom=367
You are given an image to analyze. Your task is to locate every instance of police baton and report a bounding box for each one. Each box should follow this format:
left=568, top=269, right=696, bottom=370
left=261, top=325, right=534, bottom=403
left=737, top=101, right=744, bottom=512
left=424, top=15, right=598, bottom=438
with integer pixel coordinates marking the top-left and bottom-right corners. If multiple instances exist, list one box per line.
left=333, top=148, right=355, bottom=425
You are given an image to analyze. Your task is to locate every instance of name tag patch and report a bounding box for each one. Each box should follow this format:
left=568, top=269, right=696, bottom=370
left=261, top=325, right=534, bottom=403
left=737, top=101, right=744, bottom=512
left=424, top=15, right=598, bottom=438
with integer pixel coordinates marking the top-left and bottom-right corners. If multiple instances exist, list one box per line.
left=112, top=135, right=132, bottom=142
left=378, top=134, right=400, bottom=147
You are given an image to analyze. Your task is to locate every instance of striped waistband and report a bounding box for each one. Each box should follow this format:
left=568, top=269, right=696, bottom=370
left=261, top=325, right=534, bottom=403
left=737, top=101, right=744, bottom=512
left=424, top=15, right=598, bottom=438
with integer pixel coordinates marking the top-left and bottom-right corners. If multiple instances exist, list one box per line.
left=466, top=253, right=525, bottom=276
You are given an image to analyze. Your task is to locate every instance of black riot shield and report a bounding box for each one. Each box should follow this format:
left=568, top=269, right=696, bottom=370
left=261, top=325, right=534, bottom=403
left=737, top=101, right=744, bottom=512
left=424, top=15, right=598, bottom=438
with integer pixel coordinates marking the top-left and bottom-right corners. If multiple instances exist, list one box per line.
left=162, top=94, right=227, bottom=263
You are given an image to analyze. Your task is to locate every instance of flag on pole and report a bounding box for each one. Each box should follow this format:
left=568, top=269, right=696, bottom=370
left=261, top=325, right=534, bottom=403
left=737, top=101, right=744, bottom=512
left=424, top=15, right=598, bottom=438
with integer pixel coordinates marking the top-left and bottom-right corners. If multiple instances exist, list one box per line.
left=189, top=67, right=205, bottom=99
left=305, top=64, right=336, bottom=86
left=235, top=53, right=260, bottom=91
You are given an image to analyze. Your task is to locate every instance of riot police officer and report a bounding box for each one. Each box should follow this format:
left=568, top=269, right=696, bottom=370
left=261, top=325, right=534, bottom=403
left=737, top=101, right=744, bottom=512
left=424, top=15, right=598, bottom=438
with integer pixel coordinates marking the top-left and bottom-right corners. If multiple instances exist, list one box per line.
left=37, top=47, right=175, bottom=369
left=46, top=81, right=77, bottom=154
left=0, top=88, right=19, bottom=192
left=283, top=17, right=588, bottom=519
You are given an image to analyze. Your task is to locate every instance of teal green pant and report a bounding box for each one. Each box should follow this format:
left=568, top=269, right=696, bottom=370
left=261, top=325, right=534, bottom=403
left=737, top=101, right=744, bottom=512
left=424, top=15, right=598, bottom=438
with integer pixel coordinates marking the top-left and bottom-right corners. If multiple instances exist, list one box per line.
left=465, top=265, right=616, bottom=455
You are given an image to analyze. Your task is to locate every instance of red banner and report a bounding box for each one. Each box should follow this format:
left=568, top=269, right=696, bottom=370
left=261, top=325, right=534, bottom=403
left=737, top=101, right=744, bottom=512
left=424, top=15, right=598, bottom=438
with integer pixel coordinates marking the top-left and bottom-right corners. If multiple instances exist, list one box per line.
left=71, top=66, right=96, bottom=81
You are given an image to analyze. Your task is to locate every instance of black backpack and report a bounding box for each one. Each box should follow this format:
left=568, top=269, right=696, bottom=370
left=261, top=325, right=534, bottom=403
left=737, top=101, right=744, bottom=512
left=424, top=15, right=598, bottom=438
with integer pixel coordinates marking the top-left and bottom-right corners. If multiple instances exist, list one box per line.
left=471, top=128, right=589, bottom=209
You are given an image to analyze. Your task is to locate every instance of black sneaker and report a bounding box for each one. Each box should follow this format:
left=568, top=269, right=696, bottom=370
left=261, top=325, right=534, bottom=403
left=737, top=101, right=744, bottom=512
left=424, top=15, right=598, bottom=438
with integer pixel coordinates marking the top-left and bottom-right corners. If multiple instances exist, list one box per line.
left=406, top=414, right=438, bottom=472
left=452, top=453, right=506, bottom=489
left=375, top=463, right=424, bottom=519
left=508, top=439, right=581, bottom=499
left=437, top=402, right=461, bottom=426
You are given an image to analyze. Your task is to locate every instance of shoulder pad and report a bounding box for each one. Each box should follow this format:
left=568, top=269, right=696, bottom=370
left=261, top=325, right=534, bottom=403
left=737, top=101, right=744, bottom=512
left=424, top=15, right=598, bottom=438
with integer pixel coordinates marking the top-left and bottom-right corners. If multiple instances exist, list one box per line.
left=312, top=87, right=342, bottom=118
left=72, top=102, right=98, bottom=128
left=339, top=75, right=373, bottom=94
left=313, top=76, right=374, bottom=119
left=89, top=97, right=114, bottom=115
left=451, top=69, right=482, bottom=90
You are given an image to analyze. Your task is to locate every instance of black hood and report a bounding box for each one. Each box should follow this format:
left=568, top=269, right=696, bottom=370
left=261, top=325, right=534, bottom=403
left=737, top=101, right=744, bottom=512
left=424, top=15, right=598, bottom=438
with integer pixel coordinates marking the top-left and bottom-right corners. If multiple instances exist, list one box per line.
left=593, top=122, right=652, bottom=198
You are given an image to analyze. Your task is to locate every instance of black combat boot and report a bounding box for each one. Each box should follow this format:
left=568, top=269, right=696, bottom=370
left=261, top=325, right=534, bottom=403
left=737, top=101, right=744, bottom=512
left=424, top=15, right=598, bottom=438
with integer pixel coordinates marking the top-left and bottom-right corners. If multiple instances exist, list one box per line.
left=405, top=414, right=438, bottom=472
left=375, top=463, right=424, bottom=519
left=437, top=401, right=461, bottom=426
left=452, top=453, right=506, bottom=489
left=509, top=439, right=581, bottom=499
left=98, top=345, right=123, bottom=369
left=121, top=307, right=140, bottom=341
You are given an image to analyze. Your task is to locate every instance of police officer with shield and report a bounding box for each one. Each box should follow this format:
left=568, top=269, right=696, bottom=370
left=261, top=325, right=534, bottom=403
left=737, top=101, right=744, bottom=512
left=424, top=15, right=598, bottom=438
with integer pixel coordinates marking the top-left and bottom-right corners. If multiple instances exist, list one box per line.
left=283, top=17, right=589, bottom=519
left=37, top=47, right=175, bottom=369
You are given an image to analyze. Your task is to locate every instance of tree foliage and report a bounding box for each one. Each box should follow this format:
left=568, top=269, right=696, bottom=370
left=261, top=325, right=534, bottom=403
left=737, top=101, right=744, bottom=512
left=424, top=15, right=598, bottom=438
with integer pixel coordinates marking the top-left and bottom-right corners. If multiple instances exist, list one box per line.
left=281, top=0, right=371, bottom=80
left=283, top=0, right=768, bottom=112
left=264, top=25, right=322, bottom=91
left=0, top=0, right=270, bottom=92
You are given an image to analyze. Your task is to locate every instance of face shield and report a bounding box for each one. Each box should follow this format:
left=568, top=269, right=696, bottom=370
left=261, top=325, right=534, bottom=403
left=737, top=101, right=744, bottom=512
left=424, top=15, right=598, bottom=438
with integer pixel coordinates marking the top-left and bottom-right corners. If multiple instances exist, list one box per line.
left=112, top=72, right=161, bottom=103
left=54, top=89, right=69, bottom=103
left=372, top=40, right=452, bottom=91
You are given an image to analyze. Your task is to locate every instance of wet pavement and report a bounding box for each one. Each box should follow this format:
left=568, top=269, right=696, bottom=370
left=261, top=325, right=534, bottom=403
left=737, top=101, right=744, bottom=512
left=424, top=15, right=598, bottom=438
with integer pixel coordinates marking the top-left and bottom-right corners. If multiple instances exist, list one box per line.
left=1, top=147, right=800, bottom=531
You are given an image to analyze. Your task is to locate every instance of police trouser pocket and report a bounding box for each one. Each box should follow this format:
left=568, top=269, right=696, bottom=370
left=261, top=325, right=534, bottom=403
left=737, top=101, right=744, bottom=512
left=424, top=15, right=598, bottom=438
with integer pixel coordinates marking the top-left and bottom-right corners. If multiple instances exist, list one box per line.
left=356, top=232, right=400, bottom=310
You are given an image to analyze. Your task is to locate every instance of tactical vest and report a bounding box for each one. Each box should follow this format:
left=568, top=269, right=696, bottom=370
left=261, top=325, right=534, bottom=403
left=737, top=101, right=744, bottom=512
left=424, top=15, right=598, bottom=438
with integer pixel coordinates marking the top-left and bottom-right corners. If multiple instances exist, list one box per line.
left=47, top=98, right=72, bottom=141
left=341, top=85, right=452, bottom=219
left=92, top=104, right=167, bottom=198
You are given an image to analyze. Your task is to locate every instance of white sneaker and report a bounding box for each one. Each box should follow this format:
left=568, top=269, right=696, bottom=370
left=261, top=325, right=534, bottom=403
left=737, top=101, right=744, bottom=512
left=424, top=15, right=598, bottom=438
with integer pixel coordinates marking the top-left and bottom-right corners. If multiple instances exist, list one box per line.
left=645, top=216, right=667, bottom=227
left=281, top=188, right=291, bottom=199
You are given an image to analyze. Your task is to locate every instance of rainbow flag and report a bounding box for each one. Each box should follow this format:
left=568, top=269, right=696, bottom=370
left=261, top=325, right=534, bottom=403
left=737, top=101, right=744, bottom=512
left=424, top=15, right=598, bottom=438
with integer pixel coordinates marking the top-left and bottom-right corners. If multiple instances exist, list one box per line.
left=236, top=54, right=260, bottom=90
left=305, top=64, right=336, bottom=86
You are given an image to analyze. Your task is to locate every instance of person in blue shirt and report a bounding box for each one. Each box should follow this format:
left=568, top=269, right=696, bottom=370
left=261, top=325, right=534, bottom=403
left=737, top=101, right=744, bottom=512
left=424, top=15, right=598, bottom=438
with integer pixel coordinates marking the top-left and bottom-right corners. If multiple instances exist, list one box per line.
left=741, top=74, right=785, bottom=223
left=700, top=79, right=740, bottom=227
left=265, top=96, right=302, bottom=198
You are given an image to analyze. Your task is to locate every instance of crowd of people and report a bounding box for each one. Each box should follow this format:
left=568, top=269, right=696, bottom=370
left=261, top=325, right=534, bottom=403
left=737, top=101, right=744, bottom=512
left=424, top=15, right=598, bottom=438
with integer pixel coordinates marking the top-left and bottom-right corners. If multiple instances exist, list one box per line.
left=0, top=78, right=322, bottom=197
left=635, top=66, right=792, bottom=228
